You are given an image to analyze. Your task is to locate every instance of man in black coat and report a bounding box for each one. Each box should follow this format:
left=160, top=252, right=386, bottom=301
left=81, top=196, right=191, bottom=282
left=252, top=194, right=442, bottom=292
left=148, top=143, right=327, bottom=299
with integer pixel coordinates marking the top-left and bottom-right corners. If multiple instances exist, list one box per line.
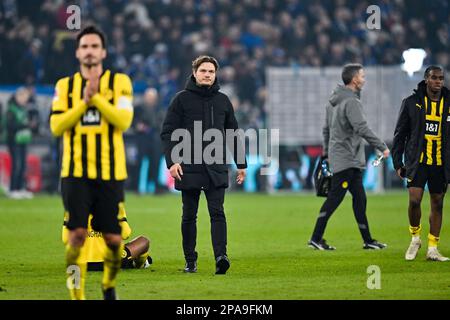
left=392, top=66, right=450, bottom=262
left=161, top=55, right=247, bottom=274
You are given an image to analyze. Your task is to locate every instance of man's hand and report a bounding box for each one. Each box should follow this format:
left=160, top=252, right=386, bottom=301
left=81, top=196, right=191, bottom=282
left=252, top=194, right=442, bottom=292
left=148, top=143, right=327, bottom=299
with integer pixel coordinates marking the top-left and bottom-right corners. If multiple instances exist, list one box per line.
left=383, top=148, right=390, bottom=158
left=83, top=67, right=100, bottom=104
left=169, top=163, right=183, bottom=181
left=83, top=85, right=91, bottom=104
left=236, top=169, right=246, bottom=185
left=396, top=167, right=406, bottom=180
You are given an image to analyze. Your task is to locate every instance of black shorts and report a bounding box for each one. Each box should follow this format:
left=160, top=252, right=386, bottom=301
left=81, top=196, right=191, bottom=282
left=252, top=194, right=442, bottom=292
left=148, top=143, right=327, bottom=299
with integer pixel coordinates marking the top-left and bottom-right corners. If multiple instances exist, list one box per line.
left=61, top=177, right=124, bottom=234
left=87, top=258, right=131, bottom=271
left=407, top=164, right=447, bottom=194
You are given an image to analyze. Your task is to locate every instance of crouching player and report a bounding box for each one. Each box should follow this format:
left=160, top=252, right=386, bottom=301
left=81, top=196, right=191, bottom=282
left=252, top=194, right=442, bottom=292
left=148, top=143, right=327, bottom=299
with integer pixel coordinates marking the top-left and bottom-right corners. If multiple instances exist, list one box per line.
left=62, top=202, right=152, bottom=272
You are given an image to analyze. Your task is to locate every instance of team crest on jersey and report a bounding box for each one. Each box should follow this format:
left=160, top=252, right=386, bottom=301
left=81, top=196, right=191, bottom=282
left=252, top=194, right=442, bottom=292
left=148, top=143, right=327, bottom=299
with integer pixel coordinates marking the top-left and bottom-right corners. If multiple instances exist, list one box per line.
left=81, top=107, right=101, bottom=126
left=342, top=181, right=348, bottom=189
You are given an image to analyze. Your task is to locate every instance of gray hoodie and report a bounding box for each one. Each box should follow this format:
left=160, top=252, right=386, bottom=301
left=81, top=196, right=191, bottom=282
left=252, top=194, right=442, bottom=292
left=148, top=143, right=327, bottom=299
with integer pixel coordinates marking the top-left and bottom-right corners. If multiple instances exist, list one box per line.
left=323, top=85, right=387, bottom=174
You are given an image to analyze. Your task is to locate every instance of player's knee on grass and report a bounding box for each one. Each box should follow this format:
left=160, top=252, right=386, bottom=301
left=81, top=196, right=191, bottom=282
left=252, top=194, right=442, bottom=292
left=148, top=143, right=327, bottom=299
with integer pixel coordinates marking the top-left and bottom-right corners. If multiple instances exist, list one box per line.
left=126, top=236, right=150, bottom=258
left=137, top=236, right=150, bottom=252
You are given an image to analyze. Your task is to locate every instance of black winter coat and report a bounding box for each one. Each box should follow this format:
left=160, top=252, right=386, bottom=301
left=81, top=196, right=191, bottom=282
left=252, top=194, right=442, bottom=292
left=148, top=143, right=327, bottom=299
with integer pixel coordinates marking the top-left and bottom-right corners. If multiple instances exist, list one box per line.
left=392, top=80, right=450, bottom=182
left=160, top=75, right=247, bottom=190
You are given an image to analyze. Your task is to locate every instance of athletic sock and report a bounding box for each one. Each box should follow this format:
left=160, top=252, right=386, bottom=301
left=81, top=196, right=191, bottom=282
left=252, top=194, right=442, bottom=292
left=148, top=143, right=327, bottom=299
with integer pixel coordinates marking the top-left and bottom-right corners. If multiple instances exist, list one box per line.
left=428, top=233, right=439, bottom=248
left=134, top=252, right=149, bottom=269
left=409, top=224, right=422, bottom=238
left=65, top=244, right=86, bottom=300
left=102, top=243, right=123, bottom=290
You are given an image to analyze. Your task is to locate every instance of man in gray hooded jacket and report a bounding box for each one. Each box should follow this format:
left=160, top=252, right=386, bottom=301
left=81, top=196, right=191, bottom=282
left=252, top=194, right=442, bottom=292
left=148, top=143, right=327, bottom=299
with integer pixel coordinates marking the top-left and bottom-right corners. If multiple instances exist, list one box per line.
left=308, top=64, right=390, bottom=250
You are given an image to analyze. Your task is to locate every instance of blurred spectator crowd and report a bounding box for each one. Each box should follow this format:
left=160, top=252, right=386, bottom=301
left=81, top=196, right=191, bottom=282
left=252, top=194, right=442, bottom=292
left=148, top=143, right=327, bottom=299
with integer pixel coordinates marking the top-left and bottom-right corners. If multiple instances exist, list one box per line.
left=1, top=0, right=449, bottom=125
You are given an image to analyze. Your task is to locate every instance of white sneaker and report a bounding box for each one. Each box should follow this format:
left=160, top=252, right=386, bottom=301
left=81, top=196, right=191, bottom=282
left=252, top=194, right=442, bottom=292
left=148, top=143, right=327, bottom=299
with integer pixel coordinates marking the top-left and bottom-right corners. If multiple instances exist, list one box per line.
left=7, top=190, right=25, bottom=199
left=405, top=238, right=421, bottom=261
left=426, top=247, right=450, bottom=262
left=18, top=189, right=34, bottom=199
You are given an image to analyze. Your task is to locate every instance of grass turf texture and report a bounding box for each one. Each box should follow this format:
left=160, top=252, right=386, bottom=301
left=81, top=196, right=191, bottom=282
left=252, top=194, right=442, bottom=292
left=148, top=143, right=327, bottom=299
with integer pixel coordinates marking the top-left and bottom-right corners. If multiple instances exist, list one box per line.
left=0, top=192, right=449, bottom=300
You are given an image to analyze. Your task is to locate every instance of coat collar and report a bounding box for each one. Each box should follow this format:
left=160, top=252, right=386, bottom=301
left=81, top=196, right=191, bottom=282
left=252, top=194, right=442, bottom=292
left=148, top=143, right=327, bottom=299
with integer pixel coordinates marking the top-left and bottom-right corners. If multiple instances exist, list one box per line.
left=185, top=74, right=220, bottom=97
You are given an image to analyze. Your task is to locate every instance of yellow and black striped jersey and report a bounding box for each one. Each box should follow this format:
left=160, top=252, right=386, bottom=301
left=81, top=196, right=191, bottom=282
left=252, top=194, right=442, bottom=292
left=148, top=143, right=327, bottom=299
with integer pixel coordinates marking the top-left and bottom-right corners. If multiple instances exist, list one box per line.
left=62, top=203, right=132, bottom=263
left=50, top=70, right=133, bottom=180
left=420, top=96, right=444, bottom=166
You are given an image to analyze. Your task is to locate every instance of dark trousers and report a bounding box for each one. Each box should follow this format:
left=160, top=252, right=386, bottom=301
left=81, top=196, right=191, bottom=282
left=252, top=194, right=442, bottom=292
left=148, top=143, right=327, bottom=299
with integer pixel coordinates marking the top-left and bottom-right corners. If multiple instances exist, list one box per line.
left=311, top=168, right=373, bottom=243
left=135, top=134, right=162, bottom=191
left=181, top=187, right=227, bottom=262
left=8, top=143, right=27, bottom=191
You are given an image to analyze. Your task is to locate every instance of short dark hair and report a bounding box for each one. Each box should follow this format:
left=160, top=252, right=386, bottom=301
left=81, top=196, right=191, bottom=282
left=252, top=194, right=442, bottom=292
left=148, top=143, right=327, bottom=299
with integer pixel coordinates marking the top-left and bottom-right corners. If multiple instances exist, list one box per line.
left=76, top=25, right=106, bottom=48
left=341, top=63, right=363, bottom=85
left=192, top=55, right=219, bottom=72
left=424, top=65, right=444, bottom=78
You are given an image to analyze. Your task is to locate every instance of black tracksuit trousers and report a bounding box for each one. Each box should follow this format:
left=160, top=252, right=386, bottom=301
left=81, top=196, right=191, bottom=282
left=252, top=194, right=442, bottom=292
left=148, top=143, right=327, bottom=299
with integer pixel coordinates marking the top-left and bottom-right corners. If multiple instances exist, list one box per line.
left=311, top=168, right=373, bottom=243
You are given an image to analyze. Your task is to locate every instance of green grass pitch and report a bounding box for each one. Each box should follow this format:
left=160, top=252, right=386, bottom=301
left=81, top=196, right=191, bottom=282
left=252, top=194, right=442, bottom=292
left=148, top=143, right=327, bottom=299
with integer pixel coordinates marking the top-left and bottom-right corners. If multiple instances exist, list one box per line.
left=1, top=192, right=450, bottom=300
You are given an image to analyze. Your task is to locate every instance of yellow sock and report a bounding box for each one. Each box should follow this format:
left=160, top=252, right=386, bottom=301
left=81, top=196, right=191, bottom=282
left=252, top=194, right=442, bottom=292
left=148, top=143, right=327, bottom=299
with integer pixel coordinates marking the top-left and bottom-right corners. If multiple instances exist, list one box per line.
left=65, top=244, right=86, bottom=300
left=102, top=243, right=124, bottom=290
left=409, top=224, right=421, bottom=237
left=134, top=252, right=149, bottom=269
left=428, top=233, right=439, bottom=248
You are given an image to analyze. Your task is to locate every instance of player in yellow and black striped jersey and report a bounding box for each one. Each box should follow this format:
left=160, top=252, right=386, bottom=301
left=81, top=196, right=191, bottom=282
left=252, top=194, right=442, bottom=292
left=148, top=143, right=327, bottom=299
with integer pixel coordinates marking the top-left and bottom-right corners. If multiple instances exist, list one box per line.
left=50, top=61, right=131, bottom=180
left=61, top=203, right=152, bottom=271
left=419, top=95, right=444, bottom=165
left=409, top=84, right=447, bottom=197
left=393, top=66, right=450, bottom=262
left=50, top=26, right=133, bottom=300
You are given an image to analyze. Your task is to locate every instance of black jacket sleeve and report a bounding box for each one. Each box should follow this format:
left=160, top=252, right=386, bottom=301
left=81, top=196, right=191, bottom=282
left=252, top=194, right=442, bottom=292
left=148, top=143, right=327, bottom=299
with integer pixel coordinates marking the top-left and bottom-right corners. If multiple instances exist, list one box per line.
left=225, top=98, right=247, bottom=169
left=160, top=95, right=183, bottom=169
left=392, top=98, right=410, bottom=170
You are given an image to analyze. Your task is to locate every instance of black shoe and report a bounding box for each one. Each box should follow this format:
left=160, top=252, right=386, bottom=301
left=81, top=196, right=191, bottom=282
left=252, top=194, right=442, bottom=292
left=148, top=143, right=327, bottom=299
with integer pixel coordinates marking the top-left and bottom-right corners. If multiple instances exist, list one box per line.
left=308, top=239, right=336, bottom=250
left=215, top=255, right=230, bottom=275
left=363, top=239, right=387, bottom=250
left=147, top=255, right=153, bottom=265
left=184, top=261, right=197, bottom=273
left=102, top=287, right=118, bottom=300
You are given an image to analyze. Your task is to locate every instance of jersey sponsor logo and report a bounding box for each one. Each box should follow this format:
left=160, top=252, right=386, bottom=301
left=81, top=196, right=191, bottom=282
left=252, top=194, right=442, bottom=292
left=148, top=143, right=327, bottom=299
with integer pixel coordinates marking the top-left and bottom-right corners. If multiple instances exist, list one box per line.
left=425, top=120, right=439, bottom=136
left=81, top=107, right=101, bottom=126
left=121, top=89, right=132, bottom=97
left=87, top=230, right=102, bottom=238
